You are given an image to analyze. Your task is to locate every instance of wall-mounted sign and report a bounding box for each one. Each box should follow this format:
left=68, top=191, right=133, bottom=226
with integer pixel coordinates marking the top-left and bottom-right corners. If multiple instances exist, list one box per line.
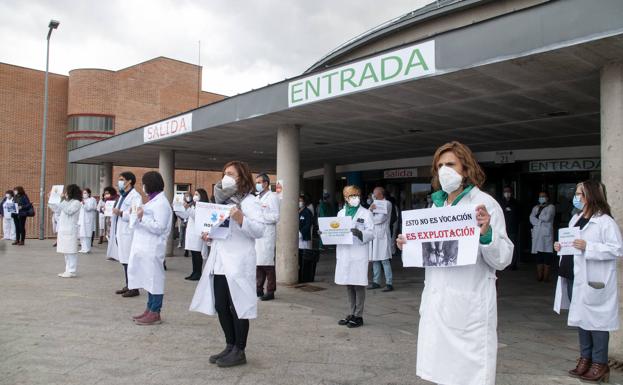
left=528, top=158, right=601, bottom=173
left=494, top=151, right=515, bottom=164
left=384, top=168, right=418, bottom=179
left=288, top=40, right=436, bottom=107
left=143, top=113, right=193, bottom=143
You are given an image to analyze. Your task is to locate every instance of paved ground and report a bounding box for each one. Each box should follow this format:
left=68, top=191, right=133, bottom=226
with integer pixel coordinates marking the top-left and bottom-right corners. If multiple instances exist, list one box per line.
left=0, top=239, right=621, bottom=385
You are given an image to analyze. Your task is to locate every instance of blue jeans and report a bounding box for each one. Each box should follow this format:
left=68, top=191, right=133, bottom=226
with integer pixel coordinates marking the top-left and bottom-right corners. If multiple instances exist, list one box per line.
left=579, top=328, right=609, bottom=364
left=372, top=260, right=393, bottom=286
left=147, top=293, right=163, bottom=313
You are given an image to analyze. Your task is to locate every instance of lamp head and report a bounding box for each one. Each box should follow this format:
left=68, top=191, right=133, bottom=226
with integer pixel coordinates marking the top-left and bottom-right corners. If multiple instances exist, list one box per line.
left=48, top=20, right=60, bottom=29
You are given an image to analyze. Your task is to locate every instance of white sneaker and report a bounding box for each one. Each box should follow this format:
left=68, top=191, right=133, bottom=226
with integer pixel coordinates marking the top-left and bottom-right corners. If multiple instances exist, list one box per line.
left=78, top=250, right=87, bottom=254
left=58, top=272, right=76, bottom=278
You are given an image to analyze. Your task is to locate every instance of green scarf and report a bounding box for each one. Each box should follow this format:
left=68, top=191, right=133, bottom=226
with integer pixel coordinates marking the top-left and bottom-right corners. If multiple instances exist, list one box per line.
left=345, top=203, right=358, bottom=218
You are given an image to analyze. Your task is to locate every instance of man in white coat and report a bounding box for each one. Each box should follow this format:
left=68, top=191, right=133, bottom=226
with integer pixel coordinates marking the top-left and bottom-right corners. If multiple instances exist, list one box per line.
left=368, top=186, right=394, bottom=292
left=78, top=188, right=97, bottom=253
left=112, top=172, right=143, bottom=297
left=49, top=184, right=83, bottom=278
left=398, top=141, right=513, bottom=385
left=530, top=190, right=556, bottom=281
left=254, top=174, right=280, bottom=301
left=334, top=185, right=374, bottom=328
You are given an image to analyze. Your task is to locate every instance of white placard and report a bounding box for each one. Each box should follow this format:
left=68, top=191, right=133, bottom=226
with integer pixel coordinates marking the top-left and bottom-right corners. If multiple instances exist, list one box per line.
left=558, top=227, right=581, bottom=256
left=401, top=205, right=480, bottom=267
left=172, top=193, right=185, bottom=212
left=372, top=200, right=388, bottom=214
left=194, top=202, right=235, bottom=239
left=104, top=201, right=115, bottom=217
left=129, top=201, right=141, bottom=229
left=3, top=201, right=16, bottom=214
left=48, top=185, right=64, bottom=205
left=318, top=216, right=353, bottom=245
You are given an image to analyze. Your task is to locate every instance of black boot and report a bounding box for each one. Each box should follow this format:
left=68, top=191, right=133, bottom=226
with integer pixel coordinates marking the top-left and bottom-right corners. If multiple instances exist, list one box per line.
left=338, top=315, right=354, bottom=326
left=209, top=344, right=233, bottom=364
left=346, top=317, right=364, bottom=328
left=216, top=346, right=247, bottom=367
left=260, top=292, right=274, bottom=301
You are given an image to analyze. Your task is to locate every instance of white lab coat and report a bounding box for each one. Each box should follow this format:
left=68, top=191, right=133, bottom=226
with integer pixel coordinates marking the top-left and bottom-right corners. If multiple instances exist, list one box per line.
left=176, top=206, right=205, bottom=252
left=530, top=203, right=555, bottom=253
left=127, top=192, right=172, bottom=295
left=416, top=187, right=513, bottom=385
left=334, top=206, right=375, bottom=286
left=2, top=197, right=16, bottom=240
left=49, top=200, right=82, bottom=255
left=554, top=213, right=623, bottom=331
left=114, top=188, right=143, bottom=264
left=96, top=199, right=106, bottom=235
left=78, top=197, right=97, bottom=238
left=255, top=191, right=280, bottom=266
left=190, top=195, right=265, bottom=319
left=369, top=200, right=392, bottom=262
left=106, top=199, right=119, bottom=260
left=52, top=208, right=60, bottom=234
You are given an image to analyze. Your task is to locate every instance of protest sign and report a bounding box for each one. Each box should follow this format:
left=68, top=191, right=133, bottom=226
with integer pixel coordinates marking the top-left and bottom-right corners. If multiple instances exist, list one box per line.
left=129, top=201, right=141, bottom=229
left=172, top=193, right=185, bottom=212
left=401, top=205, right=479, bottom=267
left=48, top=185, right=64, bottom=205
left=194, top=202, right=234, bottom=239
left=318, top=216, right=353, bottom=245
left=558, top=227, right=581, bottom=256
left=372, top=200, right=388, bottom=214
left=104, top=200, right=115, bottom=217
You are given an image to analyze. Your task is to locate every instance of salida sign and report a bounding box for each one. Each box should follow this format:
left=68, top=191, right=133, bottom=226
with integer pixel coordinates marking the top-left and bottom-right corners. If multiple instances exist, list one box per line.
left=143, top=113, right=193, bottom=143
left=288, top=40, right=436, bottom=107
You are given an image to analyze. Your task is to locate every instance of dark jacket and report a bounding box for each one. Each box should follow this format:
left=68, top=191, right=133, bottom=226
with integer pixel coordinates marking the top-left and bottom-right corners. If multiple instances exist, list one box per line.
left=14, top=194, right=32, bottom=217
left=500, top=197, right=520, bottom=235
left=299, top=207, right=313, bottom=242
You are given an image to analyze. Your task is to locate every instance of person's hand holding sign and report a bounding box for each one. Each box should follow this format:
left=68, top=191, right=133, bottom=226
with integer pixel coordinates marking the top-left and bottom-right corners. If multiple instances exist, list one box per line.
left=136, top=207, right=144, bottom=221
left=230, top=207, right=244, bottom=225
left=396, top=234, right=406, bottom=250
left=351, top=228, right=363, bottom=241
left=572, top=239, right=587, bottom=251
left=475, top=204, right=491, bottom=235
left=201, top=232, right=211, bottom=242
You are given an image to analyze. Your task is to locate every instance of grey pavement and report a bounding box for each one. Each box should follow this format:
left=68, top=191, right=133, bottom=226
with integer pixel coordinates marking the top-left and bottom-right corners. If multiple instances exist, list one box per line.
left=0, top=240, right=621, bottom=385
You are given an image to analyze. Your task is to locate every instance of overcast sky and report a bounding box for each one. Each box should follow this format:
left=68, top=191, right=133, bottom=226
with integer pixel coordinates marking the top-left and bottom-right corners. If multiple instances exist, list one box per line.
left=0, top=0, right=433, bottom=96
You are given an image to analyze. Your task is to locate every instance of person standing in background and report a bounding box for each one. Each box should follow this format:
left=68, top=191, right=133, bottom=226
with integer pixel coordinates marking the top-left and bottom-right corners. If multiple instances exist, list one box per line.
left=368, top=187, right=394, bottom=292
left=530, top=190, right=556, bottom=282
left=1, top=190, right=16, bottom=241
left=254, top=173, right=280, bottom=301
left=78, top=188, right=97, bottom=253
left=178, top=188, right=210, bottom=281
left=49, top=184, right=82, bottom=278
left=12, top=186, right=32, bottom=246
left=501, top=186, right=521, bottom=270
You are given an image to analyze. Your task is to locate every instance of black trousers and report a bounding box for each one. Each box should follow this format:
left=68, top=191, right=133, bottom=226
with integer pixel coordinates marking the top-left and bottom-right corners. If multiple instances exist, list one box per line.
left=190, top=250, right=203, bottom=277
left=12, top=215, right=26, bottom=242
left=214, top=275, right=249, bottom=350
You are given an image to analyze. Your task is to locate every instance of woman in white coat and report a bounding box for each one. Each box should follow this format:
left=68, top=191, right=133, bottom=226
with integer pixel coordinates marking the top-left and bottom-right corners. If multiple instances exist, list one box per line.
left=78, top=188, right=97, bottom=253
left=368, top=186, right=394, bottom=292
left=397, top=141, right=513, bottom=385
left=530, top=190, right=556, bottom=281
left=179, top=188, right=210, bottom=281
left=1, top=190, right=16, bottom=241
left=112, top=172, right=143, bottom=297
left=127, top=171, right=172, bottom=326
left=190, top=160, right=265, bottom=368
left=334, top=185, right=374, bottom=329
left=554, top=180, right=623, bottom=382
left=49, top=184, right=83, bottom=278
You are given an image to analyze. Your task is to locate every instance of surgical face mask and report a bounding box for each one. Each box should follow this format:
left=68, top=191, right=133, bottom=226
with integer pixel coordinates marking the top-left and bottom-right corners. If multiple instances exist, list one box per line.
left=13, top=191, right=18, bottom=196
left=193, top=195, right=200, bottom=202
left=255, top=183, right=263, bottom=193
left=83, top=193, right=89, bottom=199
left=538, top=197, right=547, bottom=205
left=222, top=175, right=236, bottom=190
left=185, top=196, right=192, bottom=202
left=366, top=198, right=373, bottom=205
left=572, top=195, right=584, bottom=210
left=5, top=194, right=10, bottom=199
left=503, top=192, right=512, bottom=200
left=438, top=166, right=463, bottom=194
left=348, top=196, right=360, bottom=207
left=298, top=201, right=304, bottom=209
left=117, top=180, right=125, bottom=191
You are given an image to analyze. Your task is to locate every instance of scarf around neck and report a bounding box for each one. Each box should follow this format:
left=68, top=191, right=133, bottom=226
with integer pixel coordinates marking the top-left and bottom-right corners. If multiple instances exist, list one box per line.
left=214, top=182, right=246, bottom=207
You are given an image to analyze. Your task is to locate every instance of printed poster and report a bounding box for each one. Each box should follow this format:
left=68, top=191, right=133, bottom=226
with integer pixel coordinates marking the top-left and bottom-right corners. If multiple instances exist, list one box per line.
left=103, top=200, right=115, bottom=217
left=194, top=202, right=235, bottom=239
left=48, top=185, right=64, bottom=205
left=318, top=216, right=353, bottom=245
left=172, top=193, right=185, bottom=212
left=558, top=227, right=581, bottom=256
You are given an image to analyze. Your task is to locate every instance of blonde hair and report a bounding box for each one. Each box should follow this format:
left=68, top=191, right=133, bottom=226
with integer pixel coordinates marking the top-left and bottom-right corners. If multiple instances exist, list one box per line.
left=431, top=141, right=486, bottom=190
left=342, top=185, right=361, bottom=198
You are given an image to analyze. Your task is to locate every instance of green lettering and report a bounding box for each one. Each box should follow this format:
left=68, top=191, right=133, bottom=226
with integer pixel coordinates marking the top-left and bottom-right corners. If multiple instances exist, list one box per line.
left=290, top=82, right=304, bottom=104
left=358, top=62, right=379, bottom=86
left=305, top=78, right=321, bottom=99
left=321, top=71, right=339, bottom=94
left=403, top=48, right=429, bottom=76
left=340, top=68, right=357, bottom=91
left=381, top=56, right=403, bottom=81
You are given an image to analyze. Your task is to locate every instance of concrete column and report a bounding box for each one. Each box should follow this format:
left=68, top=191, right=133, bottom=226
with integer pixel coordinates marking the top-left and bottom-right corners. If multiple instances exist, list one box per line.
left=275, top=124, right=300, bottom=285
left=159, top=150, right=175, bottom=258
left=323, top=162, right=336, bottom=207
left=99, top=162, right=113, bottom=194
left=601, top=62, right=623, bottom=358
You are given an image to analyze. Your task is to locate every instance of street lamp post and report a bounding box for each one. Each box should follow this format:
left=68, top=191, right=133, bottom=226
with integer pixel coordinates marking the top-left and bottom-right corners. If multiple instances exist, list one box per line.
left=39, top=19, right=60, bottom=240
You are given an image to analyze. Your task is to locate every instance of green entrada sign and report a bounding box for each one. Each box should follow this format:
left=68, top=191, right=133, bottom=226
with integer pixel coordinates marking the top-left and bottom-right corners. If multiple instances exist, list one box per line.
left=288, top=40, right=436, bottom=107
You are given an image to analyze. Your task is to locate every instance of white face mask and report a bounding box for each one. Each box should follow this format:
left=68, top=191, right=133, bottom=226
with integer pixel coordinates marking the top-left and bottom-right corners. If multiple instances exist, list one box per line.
left=503, top=192, right=512, bottom=199
left=13, top=191, right=18, bottom=196
left=438, top=166, right=463, bottom=194
left=222, top=175, right=236, bottom=190
left=83, top=193, right=89, bottom=199
left=193, top=195, right=200, bottom=202
left=5, top=194, right=10, bottom=199
left=298, top=201, right=304, bottom=209
left=348, top=196, right=360, bottom=207
left=117, top=180, right=125, bottom=191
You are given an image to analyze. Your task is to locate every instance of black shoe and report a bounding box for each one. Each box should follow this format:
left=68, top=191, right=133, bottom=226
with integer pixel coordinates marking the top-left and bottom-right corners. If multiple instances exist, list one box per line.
left=257, top=290, right=264, bottom=298
left=216, top=346, right=247, bottom=367
left=184, top=251, right=189, bottom=257
left=186, top=274, right=201, bottom=281
left=209, top=344, right=233, bottom=364
left=260, top=292, right=274, bottom=301
left=163, top=261, right=167, bottom=271
left=338, top=315, right=354, bottom=326
left=382, top=285, right=394, bottom=292
left=346, top=317, right=364, bottom=328
left=367, top=283, right=381, bottom=290
left=122, top=289, right=140, bottom=298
